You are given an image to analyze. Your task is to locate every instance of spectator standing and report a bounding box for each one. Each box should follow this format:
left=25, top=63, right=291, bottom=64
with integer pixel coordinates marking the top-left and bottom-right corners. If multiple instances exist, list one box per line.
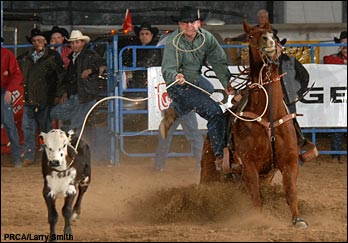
left=275, top=34, right=318, bottom=163
left=225, top=9, right=278, bottom=43
left=276, top=36, right=309, bottom=113
left=155, top=111, right=204, bottom=171
left=323, top=31, right=347, bottom=163
left=154, top=78, right=214, bottom=171
left=224, top=9, right=278, bottom=65
left=18, top=28, right=66, bottom=166
left=160, top=6, right=233, bottom=170
left=1, top=37, right=24, bottom=167
left=49, top=26, right=72, bottom=69
left=129, top=22, right=162, bottom=89
left=50, top=30, right=104, bottom=135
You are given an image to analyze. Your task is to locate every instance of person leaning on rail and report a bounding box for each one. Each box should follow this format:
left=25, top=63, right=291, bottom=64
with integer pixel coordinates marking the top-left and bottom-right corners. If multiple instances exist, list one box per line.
left=275, top=33, right=318, bottom=164
left=323, top=31, right=347, bottom=164
left=50, top=30, right=104, bottom=137
left=18, top=28, right=66, bottom=167
left=159, top=6, right=234, bottom=171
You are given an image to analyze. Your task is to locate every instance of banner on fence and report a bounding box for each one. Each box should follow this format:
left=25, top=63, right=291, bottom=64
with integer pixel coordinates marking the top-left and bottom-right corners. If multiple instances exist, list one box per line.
left=147, top=64, right=347, bottom=130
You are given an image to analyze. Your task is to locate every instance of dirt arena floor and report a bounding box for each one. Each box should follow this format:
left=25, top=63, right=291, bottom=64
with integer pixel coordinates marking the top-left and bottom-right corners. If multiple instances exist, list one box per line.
left=1, top=136, right=347, bottom=242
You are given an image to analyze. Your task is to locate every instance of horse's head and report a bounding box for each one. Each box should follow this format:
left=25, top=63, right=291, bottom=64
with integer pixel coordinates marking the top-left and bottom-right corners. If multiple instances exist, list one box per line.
left=243, top=20, right=277, bottom=62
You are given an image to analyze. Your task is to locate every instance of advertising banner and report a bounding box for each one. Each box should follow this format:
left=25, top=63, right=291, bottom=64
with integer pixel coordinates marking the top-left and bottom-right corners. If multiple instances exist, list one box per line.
left=148, top=64, right=347, bottom=130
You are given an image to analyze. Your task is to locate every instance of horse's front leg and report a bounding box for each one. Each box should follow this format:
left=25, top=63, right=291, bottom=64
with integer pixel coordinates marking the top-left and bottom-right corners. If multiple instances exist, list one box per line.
left=243, top=162, right=262, bottom=211
left=280, top=163, right=308, bottom=228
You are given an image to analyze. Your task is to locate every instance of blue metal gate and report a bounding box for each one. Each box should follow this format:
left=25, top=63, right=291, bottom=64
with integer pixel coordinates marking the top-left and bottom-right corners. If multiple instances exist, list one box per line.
left=111, top=39, right=347, bottom=164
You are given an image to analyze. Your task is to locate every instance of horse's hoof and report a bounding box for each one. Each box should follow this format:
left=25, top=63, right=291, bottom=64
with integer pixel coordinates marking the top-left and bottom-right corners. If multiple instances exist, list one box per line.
left=293, top=217, right=308, bottom=228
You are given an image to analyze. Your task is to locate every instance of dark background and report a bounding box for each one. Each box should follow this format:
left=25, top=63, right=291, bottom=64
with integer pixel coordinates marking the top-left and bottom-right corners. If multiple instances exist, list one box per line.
left=2, top=1, right=304, bottom=26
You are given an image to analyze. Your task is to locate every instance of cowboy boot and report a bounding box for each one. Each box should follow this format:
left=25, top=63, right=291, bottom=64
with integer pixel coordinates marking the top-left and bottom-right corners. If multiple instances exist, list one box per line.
left=293, top=118, right=306, bottom=147
left=159, top=107, right=176, bottom=139
left=293, top=119, right=318, bottom=162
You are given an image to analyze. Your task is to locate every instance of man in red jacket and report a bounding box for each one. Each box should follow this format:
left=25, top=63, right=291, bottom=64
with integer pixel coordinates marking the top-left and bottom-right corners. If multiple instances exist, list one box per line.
left=323, top=31, right=347, bottom=163
left=1, top=37, right=24, bottom=167
left=324, top=31, right=347, bottom=65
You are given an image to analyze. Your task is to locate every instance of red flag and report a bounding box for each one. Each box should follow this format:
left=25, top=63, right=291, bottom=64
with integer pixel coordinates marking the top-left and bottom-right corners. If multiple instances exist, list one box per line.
left=122, top=9, right=133, bottom=33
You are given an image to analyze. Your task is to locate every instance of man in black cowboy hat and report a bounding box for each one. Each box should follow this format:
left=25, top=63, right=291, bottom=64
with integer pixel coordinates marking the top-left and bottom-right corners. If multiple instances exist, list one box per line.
left=325, top=31, right=347, bottom=65
left=25, top=28, right=51, bottom=44
left=334, top=31, right=347, bottom=45
left=49, top=26, right=72, bottom=69
left=50, top=26, right=70, bottom=43
left=126, top=22, right=162, bottom=89
left=275, top=34, right=309, bottom=114
left=18, top=27, right=66, bottom=166
left=160, top=6, right=233, bottom=172
left=134, top=23, right=159, bottom=46
left=323, top=31, right=347, bottom=163
left=275, top=33, right=318, bottom=164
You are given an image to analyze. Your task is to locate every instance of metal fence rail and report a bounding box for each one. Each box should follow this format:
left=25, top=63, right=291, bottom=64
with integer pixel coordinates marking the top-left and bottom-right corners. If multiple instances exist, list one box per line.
left=114, top=40, right=347, bottom=164
left=1, top=40, right=346, bottom=165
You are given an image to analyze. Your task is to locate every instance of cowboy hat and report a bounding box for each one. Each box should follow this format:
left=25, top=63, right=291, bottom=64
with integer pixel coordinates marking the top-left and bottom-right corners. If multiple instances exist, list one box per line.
left=134, top=23, right=159, bottom=37
left=171, top=6, right=205, bottom=23
left=67, top=30, right=90, bottom=43
left=50, top=26, right=70, bottom=39
left=274, top=33, right=287, bottom=46
left=26, top=28, right=50, bottom=43
left=334, top=31, right=347, bottom=43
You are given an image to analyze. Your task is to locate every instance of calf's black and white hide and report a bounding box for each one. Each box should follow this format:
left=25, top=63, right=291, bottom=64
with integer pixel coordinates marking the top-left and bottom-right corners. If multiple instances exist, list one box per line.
left=40, top=129, right=91, bottom=242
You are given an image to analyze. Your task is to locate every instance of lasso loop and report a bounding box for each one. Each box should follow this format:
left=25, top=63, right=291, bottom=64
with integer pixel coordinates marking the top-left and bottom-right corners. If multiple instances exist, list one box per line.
left=172, top=30, right=206, bottom=52
left=170, top=28, right=268, bottom=123
left=172, top=29, right=206, bottom=70
left=74, top=28, right=268, bottom=151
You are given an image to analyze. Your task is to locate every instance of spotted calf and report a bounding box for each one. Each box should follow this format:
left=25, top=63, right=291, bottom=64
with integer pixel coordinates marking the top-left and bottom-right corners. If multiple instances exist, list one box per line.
left=40, top=129, right=91, bottom=241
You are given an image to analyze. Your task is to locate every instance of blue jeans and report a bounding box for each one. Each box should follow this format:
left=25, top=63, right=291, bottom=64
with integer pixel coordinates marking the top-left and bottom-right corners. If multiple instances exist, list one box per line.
left=22, top=104, right=51, bottom=161
left=154, top=111, right=204, bottom=169
left=1, top=89, right=21, bottom=165
left=167, top=77, right=226, bottom=157
left=331, top=132, right=344, bottom=160
left=50, top=94, right=96, bottom=134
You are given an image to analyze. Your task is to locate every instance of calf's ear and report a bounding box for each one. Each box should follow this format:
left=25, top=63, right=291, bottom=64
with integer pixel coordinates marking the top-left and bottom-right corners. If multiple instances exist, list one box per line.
left=39, top=132, right=46, bottom=145
left=67, top=129, right=75, bottom=142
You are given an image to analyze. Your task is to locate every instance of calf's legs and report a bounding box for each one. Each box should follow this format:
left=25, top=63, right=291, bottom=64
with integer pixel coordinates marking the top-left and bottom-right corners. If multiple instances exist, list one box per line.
left=72, top=183, right=89, bottom=221
left=43, top=190, right=58, bottom=242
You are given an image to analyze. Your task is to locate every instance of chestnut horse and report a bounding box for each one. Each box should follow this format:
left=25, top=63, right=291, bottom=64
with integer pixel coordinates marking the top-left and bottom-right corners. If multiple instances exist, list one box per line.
left=200, top=21, right=308, bottom=228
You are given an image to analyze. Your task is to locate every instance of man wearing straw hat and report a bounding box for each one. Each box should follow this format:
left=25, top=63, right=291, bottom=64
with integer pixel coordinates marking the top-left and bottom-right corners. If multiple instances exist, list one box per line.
left=51, top=30, right=104, bottom=135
